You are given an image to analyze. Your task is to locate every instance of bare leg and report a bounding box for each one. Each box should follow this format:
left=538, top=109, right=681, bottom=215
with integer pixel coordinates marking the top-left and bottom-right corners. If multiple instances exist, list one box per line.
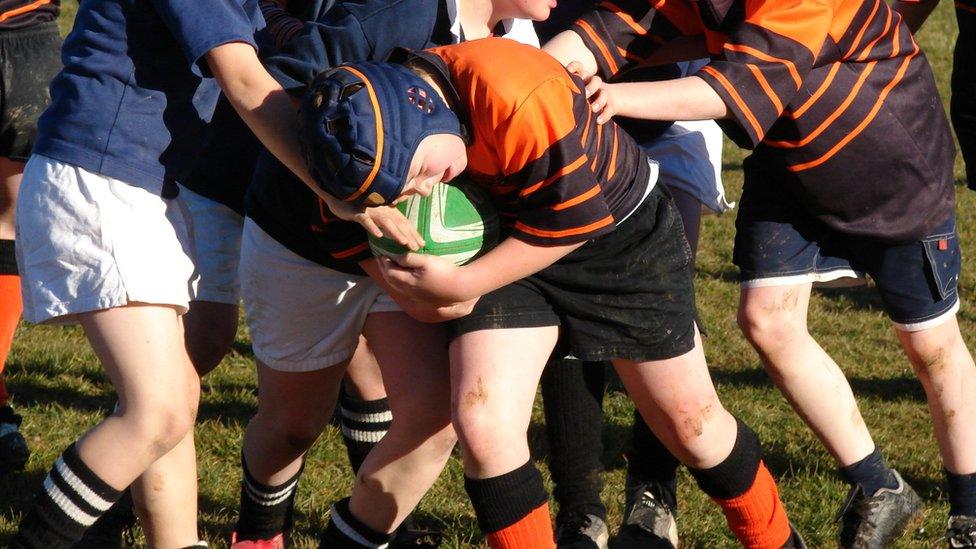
left=343, top=336, right=388, bottom=401
left=77, top=305, right=201, bottom=546
left=348, top=312, right=456, bottom=532
left=612, top=330, right=735, bottom=469
left=896, top=316, right=976, bottom=474
left=738, top=283, right=876, bottom=466
left=450, top=326, right=558, bottom=478
left=241, top=359, right=346, bottom=485
left=0, top=156, right=22, bottom=240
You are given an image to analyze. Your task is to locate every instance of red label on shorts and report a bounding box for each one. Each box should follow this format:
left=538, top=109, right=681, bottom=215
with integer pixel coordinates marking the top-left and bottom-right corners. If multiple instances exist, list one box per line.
left=939, top=238, right=948, bottom=250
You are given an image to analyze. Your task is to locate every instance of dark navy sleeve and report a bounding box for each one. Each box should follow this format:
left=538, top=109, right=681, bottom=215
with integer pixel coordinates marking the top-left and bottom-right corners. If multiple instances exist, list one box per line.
left=151, top=0, right=263, bottom=77
left=261, top=0, right=443, bottom=93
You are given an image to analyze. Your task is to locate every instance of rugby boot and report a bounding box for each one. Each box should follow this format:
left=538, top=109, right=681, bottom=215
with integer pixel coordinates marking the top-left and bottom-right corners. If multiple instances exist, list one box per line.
left=392, top=515, right=444, bottom=547
left=947, top=515, right=976, bottom=548
left=555, top=510, right=609, bottom=549
left=836, top=470, right=922, bottom=548
left=230, top=532, right=286, bottom=548
left=0, top=404, right=28, bottom=472
left=611, top=477, right=678, bottom=549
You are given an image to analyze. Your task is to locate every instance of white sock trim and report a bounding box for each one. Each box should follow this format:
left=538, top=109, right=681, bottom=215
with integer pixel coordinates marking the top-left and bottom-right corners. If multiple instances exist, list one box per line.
left=43, top=475, right=99, bottom=527
left=332, top=506, right=389, bottom=548
left=54, top=456, right=113, bottom=512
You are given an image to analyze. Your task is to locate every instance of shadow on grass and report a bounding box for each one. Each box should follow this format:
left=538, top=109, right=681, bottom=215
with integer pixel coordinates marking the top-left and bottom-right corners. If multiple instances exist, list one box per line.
left=0, top=468, right=47, bottom=542
left=707, top=367, right=925, bottom=403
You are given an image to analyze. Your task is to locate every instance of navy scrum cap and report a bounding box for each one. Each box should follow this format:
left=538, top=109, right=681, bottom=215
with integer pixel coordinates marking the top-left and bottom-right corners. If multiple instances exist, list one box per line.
left=300, top=61, right=465, bottom=206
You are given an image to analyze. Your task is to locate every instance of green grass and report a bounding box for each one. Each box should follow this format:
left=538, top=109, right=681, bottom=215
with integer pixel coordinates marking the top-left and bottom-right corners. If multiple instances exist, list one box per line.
left=1, top=1, right=972, bottom=547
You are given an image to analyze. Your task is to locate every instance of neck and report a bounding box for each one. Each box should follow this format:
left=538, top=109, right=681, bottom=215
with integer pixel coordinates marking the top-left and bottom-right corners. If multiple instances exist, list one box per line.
left=457, top=0, right=500, bottom=40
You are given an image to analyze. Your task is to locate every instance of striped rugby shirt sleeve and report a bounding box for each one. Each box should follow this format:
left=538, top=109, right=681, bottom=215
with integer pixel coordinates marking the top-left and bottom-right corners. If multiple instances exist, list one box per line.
left=493, top=76, right=616, bottom=247
left=694, top=1, right=831, bottom=148
left=572, top=0, right=700, bottom=81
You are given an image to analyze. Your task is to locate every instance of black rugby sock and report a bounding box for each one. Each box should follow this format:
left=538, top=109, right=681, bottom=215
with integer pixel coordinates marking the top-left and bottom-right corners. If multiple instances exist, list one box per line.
left=234, top=455, right=303, bottom=539
left=338, top=387, right=392, bottom=474
left=541, top=357, right=607, bottom=522
left=319, top=497, right=394, bottom=548
left=12, top=443, right=123, bottom=548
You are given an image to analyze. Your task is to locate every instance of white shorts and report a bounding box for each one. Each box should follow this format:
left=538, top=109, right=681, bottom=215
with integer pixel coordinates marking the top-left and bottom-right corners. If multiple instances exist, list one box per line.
left=240, top=218, right=400, bottom=372
left=15, top=155, right=198, bottom=323
left=180, top=185, right=243, bottom=305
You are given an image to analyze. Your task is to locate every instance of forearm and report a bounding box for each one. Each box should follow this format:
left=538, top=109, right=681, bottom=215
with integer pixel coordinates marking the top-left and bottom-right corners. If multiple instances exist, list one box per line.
left=610, top=76, right=729, bottom=121
left=457, top=237, right=586, bottom=299
left=205, top=42, right=342, bottom=210
left=892, top=0, right=939, bottom=33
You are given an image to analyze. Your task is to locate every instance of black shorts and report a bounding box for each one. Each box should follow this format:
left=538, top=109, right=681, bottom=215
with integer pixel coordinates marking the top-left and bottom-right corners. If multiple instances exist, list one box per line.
left=0, top=23, right=62, bottom=161
left=446, top=183, right=699, bottom=362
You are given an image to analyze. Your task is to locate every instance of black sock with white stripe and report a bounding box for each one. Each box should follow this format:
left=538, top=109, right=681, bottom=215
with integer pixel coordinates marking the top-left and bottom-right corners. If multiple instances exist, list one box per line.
left=11, top=443, right=122, bottom=548
left=319, top=497, right=394, bottom=548
left=234, top=454, right=303, bottom=540
left=339, top=388, right=392, bottom=474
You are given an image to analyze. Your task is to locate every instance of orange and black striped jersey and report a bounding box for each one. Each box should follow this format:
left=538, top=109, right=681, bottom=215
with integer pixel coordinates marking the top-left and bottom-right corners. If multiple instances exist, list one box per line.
left=0, top=0, right=58, bottom=29
left=428, top=38, right=652, bottom=246
left=574, top=0, right=956, bottom=241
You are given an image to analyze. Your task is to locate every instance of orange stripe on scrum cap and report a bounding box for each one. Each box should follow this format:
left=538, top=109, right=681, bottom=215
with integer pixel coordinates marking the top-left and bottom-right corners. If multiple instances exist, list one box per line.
left=338, top=66, right=385, bottom=202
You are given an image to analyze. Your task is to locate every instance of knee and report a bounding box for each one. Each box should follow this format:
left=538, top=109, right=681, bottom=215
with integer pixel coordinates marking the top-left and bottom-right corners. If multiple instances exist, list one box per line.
left=906, top=328, right=969, bottom=383
left=453, top=406, right=520, bottom=464
left=737, top=298, right=806, bottom=353
left=271, top=411, right=326, bottom=454
left=127, top=399, right=198, bottom=455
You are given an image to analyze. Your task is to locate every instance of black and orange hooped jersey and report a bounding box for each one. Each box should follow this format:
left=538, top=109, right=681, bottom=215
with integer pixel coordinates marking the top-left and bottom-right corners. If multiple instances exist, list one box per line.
left=0, top=0, right=58, bottom=29
left=428, top=38, right=652, bottom=247
left=574, top=0, right=956, bottom=242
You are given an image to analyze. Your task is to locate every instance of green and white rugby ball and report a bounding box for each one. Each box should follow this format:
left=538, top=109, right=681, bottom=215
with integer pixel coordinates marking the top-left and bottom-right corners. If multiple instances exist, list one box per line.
left=368, top=176, right=499, bottom=266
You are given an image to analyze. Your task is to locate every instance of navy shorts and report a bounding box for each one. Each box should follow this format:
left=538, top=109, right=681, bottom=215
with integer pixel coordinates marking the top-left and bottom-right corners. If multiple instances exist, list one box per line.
left=733, top=187, right=961, bottom=331
left=446, top=183, right=700, bottom=362
left=0, top=23, right=62, bottom=161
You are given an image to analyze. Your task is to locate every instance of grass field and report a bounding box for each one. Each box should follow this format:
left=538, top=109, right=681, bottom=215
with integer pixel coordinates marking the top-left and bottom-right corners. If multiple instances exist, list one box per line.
left=1, top=1, right=973, bottom=547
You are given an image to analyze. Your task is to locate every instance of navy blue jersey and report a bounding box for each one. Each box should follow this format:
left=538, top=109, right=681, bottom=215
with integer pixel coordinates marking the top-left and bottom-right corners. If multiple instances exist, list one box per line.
left=33, top=0, right=262, bottom=191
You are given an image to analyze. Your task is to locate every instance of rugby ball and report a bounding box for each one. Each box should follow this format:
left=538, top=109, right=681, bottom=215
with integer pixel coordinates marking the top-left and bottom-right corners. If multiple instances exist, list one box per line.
left=368, top=176, right=499, bottom=266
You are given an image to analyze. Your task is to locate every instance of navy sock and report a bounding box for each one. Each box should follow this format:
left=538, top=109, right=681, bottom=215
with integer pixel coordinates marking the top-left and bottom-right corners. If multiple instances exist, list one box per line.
left=947, top=470, right=976, bottom=516
left=839, top=447, right=898, bottom=496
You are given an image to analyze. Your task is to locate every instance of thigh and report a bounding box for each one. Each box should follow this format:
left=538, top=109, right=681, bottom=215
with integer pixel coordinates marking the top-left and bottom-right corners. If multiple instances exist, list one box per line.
left=449, top=326, right=558, bottom=430
left=79, top=304, right=196, bottom=408
left=253, top=357, right=346, bottom=429
left=612, top=328, right=734, bottom=466
left=363, top=311, right=450, bottom=422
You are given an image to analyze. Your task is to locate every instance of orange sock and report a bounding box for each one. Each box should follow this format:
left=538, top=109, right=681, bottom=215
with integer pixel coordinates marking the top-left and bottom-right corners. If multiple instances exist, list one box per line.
left=486, top=503, right=555, bottom=549
left=0, top=274, right=23, bottom=407
left=713, top=461, right=792, bottom=549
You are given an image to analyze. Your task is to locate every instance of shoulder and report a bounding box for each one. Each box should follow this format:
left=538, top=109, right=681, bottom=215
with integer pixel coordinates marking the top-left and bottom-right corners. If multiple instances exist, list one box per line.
left=436, top=38, right=576, bottom=115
